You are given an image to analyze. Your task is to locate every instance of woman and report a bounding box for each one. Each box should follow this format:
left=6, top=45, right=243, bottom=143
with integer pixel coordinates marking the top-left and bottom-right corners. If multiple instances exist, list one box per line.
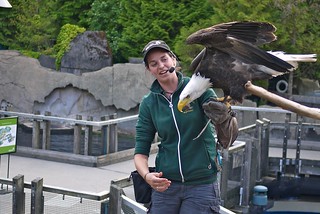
left=134, top=40, right=236, bottom=214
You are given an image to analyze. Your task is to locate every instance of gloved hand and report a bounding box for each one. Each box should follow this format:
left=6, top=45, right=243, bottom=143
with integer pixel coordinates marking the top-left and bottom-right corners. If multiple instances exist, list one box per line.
left=202, top=98, right=233, bottom=125
left=202, top=98, right=238, bottom=149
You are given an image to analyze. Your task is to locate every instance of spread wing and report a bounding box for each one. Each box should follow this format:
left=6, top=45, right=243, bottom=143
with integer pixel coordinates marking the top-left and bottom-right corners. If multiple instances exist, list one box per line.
left=187, top=21, right=294, bottom=103
left=178, top=21, right=318, bottom=119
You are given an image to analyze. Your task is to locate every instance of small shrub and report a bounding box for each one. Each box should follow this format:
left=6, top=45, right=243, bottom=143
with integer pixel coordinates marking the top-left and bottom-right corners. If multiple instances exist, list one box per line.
left=54, top=24, right=86, bottom=70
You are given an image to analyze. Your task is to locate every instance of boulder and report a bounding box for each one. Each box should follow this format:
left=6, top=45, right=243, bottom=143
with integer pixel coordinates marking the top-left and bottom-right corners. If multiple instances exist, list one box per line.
left=61, top=31, right=112, bottom=75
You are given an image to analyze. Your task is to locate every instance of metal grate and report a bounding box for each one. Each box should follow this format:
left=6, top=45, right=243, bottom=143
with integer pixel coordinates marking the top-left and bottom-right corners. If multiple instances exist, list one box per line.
left=0, top=186, right=13, bottom=214
left=0, top=186, right=101, bottom=214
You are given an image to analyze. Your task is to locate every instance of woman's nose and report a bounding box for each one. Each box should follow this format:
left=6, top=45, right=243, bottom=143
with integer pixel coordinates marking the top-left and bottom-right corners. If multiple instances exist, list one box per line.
left=158, top=61, right=165, bottom=69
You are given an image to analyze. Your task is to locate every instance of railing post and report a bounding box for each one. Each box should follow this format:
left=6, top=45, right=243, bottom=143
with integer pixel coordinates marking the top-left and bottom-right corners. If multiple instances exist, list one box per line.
left=261, top=118, right=271, bottom=176
left=108, top=113, right=118, bottom=153
left=295, top=119, right=302, bottom=177
left=31, top=178, right=44, bottom=214
left=101, top=115, right=109, bottom=155
left=42, top=111, right=51, bottom=150
left=32, top=111, right=41, bottom=149
left=13, top=174, right=25, bottom=214
left=100, top=199, right=109, bottom=214
left=84, top=116, right=93, bottom=155
left=220, top=149, right=230, bottom=206
left=109, top=183, right=122, bottom=214
left=254, top=120, right=264, bottom=182
left=280, top=115, right=290, bottom=176
left=73, top=115, right=82, bottom=154
left=242, top=139, right=253, bottom=207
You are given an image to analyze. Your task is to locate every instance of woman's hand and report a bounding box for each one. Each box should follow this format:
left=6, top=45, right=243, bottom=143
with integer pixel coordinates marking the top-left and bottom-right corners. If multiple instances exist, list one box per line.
left=145, top=171, right=171, bottom=192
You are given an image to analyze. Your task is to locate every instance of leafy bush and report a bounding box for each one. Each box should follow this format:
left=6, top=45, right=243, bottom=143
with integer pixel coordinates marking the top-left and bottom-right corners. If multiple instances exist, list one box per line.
left=53, top=24, right=86, bottom=70
left=20, top=50, right=42, bottom=59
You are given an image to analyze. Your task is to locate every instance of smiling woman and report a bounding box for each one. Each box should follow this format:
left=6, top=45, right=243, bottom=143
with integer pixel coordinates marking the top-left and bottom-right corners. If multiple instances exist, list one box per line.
left=0, top=0, right=12, bottom=8
left=133, top=40, right=238, bottom=214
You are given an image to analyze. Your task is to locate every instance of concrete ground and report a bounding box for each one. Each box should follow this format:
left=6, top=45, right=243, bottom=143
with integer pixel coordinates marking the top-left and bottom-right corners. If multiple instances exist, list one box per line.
left=0, top=154, right=156, bottom=194
left=1, top=143, right=320, bottom=213
left=0, top=154, right=157, bottom=214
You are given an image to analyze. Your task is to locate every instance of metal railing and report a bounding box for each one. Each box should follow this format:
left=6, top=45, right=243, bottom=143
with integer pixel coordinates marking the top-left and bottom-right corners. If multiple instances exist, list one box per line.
left=1, top=117, right=320, bottom=213
left=0, top=105, right=314, bottom=166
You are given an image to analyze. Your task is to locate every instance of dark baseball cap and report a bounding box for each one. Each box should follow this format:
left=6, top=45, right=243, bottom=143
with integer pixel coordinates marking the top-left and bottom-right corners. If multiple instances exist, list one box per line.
left=142, top=40, right=176, bottom=64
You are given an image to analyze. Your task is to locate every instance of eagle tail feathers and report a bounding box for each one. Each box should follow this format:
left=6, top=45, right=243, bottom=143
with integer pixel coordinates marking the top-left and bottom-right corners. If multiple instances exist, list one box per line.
left=268, top=51, right=317, bottom=69
left=226, top=37, right=294, bottom=73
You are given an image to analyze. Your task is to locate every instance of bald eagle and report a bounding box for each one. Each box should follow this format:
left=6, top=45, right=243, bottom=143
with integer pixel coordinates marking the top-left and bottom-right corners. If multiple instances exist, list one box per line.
left=178, top=21, right=317, bottom=113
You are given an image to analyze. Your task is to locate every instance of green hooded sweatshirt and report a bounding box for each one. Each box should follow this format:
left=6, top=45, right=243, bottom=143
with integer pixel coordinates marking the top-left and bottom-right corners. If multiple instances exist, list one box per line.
left=135, top=72, right=218, bottom=185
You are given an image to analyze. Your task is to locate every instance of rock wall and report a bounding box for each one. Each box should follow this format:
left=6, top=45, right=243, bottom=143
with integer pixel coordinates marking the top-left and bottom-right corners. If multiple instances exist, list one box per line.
left=0, top=50, right=154, bottom=122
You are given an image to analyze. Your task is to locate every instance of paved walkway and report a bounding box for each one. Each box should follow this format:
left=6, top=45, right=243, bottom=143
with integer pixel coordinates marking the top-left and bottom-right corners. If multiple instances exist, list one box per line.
left=1, top=143, right=320, bottom=213
left=1, top=140, right=319, bottom=194
left=0, top=153, right=156, bottom=194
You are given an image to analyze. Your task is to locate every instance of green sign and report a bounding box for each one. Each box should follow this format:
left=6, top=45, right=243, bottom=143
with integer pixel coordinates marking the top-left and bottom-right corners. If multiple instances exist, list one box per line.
left=0, top=117, right=18, bottom=155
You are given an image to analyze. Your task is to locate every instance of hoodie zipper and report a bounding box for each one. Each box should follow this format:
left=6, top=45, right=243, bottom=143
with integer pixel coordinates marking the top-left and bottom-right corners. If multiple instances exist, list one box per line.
left=161, top=93, right=185, bottom=183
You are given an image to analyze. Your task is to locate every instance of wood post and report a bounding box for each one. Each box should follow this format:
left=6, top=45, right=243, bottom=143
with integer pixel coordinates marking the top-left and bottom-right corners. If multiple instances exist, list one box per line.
left=13, top=174, right=25, bottom=214
left=73, top=115, right=82, bottom=154
left=100, top=115, right=108, bottom=154
left=42, top=111, right=51, bottom=150
left=109, top=183, right=122, bottom=214
left=32, top=111, right=41, bottom=149
left=108, top=113, right=118, bottom=153
left=84, top=116, right=93, bottom=155
left=31, top=178, right=44, bottom=214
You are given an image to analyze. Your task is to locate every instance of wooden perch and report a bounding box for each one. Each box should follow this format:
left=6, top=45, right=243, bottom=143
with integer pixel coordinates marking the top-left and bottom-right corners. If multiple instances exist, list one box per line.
left=245, top=81, right=320, bottom=120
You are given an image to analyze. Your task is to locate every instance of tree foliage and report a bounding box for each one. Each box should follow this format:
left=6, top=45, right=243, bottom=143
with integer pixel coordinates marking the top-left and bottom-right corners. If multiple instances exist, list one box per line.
left=87, top=0, right=214, bottom=63
left=0, top=0, right=318, bottom=79
left=87, top=0, right=123, bottom=62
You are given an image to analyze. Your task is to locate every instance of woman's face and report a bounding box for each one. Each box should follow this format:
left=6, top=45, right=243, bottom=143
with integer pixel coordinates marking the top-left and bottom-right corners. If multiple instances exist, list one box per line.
left=146, top=48, right=176, bottom=81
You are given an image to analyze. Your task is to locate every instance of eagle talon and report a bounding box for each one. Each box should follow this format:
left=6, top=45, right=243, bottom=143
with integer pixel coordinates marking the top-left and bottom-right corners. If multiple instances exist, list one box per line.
left=216, top=96, right=233, bottom=110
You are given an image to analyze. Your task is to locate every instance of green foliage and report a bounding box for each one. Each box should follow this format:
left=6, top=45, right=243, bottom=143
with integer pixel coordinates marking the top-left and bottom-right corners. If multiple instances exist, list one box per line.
left=88, top=0, right=214, bottom=63
left=55, top=0, right=94, bottom=28
left=87, top=0, right=122, bottom=62
left=53, top=24, right=86, bottom=70
left=0, top=0, right=58, bottom=52
left=270, top=1, right=320, bottom=81
left=20, top=50, right=42, bottom=59
left=0, top=6, right=16, bottom=48
left=0, top=0, right=319, bottom=81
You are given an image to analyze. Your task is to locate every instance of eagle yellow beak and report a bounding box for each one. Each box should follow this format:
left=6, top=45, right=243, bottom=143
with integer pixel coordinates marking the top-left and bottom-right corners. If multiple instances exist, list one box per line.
left=178, top=98, right=191, bottom=112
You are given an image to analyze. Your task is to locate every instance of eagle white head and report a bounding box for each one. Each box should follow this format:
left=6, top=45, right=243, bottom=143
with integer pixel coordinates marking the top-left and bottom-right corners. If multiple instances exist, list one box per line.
left=178, top=73, right=212, bottom=112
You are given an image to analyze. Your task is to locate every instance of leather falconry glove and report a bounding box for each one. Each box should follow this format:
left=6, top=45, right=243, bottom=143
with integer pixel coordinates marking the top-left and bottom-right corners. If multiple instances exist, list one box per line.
left=202, top=98, right=239, bottom=149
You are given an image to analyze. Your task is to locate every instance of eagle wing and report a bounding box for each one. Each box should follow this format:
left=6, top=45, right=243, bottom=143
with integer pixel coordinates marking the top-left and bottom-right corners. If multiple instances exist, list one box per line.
left=187, top=21, right=294, bottom=103
left=179, top=21, right=318, bottom=120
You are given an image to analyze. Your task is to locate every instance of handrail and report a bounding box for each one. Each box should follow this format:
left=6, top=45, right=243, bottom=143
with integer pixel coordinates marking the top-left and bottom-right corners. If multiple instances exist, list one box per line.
left=0, top=177, right=109, bottom=201
left=0, top=106, right=294, bottom=127
left=232, top=106, right=291, bottom=113
left=0, top=110, right=138, bottom=127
